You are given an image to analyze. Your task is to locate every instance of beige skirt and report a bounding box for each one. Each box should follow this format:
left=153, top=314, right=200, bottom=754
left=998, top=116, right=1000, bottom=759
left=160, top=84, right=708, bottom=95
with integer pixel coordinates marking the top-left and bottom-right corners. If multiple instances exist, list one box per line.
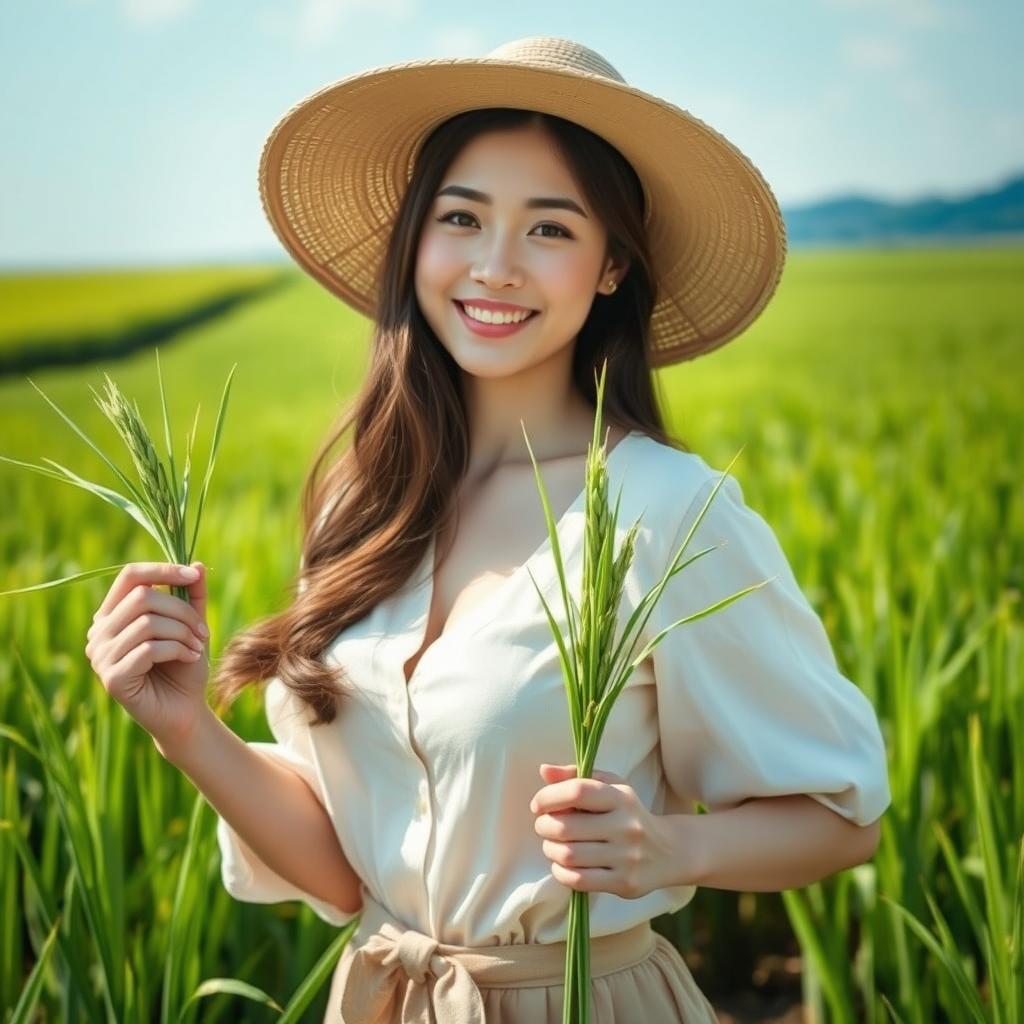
left=326, top=887, right=719, bottom=1023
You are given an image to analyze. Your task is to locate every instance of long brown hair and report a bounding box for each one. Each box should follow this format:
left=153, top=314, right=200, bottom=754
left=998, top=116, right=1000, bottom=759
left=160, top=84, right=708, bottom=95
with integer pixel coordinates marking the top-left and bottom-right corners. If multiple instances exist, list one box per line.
left=211, top=106, right=689, bottom=726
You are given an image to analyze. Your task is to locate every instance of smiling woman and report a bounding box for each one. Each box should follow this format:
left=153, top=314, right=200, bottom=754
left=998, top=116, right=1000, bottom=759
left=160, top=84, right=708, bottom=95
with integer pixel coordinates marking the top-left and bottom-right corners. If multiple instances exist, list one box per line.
left=215, top=98, right=666, bottom=729
left=185, top=32, right=835, bottom=1024
left=413, top=118, right=634, bottom=374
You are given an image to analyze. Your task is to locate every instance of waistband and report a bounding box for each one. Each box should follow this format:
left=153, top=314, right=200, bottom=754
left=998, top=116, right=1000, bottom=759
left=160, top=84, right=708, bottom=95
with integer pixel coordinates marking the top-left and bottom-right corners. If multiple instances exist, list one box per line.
left=336, top=886, right=656, bottom=1024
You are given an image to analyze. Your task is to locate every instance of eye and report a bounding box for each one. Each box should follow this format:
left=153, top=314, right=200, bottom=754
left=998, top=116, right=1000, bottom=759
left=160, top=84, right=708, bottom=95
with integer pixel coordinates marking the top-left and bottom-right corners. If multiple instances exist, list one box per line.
left=435, top=211, right=573, bottom=239
left=437, top=210, right=477, bottom=228
left=534, top=222, right=572, bottom=239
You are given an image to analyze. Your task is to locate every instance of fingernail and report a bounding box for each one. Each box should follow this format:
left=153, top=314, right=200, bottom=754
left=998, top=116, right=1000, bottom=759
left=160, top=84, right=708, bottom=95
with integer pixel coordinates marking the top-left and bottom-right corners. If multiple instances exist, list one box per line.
left=181, top=566, right=199, bottom=580
left=198, top=623, right=210, bottom=638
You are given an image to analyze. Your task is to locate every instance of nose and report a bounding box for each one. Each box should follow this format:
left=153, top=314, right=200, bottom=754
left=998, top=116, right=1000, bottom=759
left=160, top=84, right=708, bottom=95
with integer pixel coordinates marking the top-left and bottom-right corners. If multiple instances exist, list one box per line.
left=470, top=229, right=525, bottom=290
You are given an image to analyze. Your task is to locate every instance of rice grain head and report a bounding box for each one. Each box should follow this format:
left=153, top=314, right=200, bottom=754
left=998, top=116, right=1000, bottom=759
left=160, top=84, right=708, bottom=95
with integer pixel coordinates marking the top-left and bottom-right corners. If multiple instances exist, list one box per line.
left=90, top=375, right=178, bottom=534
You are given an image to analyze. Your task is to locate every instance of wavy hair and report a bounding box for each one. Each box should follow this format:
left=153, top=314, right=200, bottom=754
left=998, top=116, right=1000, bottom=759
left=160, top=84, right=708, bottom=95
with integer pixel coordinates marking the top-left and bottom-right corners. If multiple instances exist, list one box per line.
left=211, top=106, right=689, bottom=726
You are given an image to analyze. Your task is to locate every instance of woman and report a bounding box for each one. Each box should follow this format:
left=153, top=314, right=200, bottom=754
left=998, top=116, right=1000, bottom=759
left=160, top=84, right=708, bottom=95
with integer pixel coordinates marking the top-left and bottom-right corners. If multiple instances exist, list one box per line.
left=86, top=36, right=891, bottom=1023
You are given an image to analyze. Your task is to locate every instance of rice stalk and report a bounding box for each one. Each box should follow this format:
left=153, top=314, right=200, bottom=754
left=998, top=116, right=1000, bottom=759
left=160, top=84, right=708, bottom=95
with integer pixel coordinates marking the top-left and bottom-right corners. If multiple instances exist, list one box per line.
left=522, top=356, right=773, bottom=1023
left=0, top=347, right=236, bottom=603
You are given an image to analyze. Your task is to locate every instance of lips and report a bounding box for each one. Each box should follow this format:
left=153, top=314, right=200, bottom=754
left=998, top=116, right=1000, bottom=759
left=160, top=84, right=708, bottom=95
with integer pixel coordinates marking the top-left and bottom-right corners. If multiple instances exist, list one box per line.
left=452, top=299, right=540, bottom=338
left=454, top=299, right=539, bottom=321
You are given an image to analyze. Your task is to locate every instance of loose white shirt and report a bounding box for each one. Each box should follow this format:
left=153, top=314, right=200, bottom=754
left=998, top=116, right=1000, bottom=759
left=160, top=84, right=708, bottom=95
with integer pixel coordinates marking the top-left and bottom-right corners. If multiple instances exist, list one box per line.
left=216, top=429, right=891, bottom=944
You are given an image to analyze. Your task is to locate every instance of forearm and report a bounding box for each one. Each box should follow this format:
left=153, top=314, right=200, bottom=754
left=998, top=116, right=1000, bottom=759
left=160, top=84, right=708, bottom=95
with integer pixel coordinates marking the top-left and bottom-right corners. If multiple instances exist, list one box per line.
left=157, top=710, right=364, bottom=915
left=661, top=794, right=881, bottom=892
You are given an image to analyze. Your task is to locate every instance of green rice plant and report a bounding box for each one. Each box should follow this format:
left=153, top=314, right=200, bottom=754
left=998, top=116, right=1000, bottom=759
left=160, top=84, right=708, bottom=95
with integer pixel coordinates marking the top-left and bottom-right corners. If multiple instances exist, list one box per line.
left=0, top=265, right=282, bottom=355
left=521, top=357, right=775, bottom=1023
left=2, top=248, right=1019, bottom=1019
left=0, top=347, right=235, bottom=603
left=6, top=916, right=62, bottom=1024
left=880, top=713, right=1023, bottom=1024
left=2, top=646, right=361, bottom=1022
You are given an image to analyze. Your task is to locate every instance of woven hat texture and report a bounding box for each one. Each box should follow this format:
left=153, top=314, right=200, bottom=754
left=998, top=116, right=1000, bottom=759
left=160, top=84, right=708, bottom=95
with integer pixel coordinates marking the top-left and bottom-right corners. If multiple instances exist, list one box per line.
left=258, top=35, right=787, bottom=367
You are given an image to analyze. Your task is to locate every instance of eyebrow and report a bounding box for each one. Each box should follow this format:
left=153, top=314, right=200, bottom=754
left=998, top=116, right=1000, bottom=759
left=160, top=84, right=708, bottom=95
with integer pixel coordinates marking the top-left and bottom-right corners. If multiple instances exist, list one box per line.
left=435, top=184, right=588, bottom=218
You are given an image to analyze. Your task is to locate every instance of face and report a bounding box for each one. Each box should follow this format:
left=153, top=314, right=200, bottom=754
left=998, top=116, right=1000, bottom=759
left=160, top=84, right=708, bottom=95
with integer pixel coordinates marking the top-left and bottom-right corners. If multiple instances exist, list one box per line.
left=414, top=124, right=622, bottom=379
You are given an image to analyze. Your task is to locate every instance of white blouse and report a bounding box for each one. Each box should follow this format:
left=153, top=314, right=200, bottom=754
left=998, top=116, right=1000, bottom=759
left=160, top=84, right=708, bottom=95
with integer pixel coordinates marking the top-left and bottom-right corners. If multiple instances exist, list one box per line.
left=216, top=429, right=891, bottom=945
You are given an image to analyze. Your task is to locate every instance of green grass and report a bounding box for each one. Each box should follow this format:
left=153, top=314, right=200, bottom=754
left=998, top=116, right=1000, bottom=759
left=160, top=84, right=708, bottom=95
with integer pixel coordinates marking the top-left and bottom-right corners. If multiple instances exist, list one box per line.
left=0, top=265, right=286, bottom=353
left=1, top=248, right=1021, bottom=1022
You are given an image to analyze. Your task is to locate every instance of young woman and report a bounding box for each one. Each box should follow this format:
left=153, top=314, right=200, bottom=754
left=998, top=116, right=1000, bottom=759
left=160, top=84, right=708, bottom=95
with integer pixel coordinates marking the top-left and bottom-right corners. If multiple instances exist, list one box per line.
left=86, top=36, right=891, bottom=1023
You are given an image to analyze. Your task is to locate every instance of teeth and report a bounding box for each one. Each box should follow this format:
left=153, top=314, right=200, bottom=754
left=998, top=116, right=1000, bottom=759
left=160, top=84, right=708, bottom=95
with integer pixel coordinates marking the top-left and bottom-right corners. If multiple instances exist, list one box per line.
left=462, top=303, right=533, bottom=325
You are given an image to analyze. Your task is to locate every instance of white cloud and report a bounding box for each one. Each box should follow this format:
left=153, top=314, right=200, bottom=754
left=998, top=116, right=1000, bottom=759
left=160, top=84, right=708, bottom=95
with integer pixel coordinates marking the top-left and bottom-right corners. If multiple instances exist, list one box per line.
left=820, top=0, right=964, bottom=30
left=258, top=0, right=417, bottom=50
left=892, top=74, right=937, bottom=106
left=685, top=81, right=856, bottom=148
left=122, top=0, right=197, bottom=24
left=426, top=27, right=488, bottom=57
left=839, top=32, right=941, bottom=111
left=841, top=34, right=910, bottom=70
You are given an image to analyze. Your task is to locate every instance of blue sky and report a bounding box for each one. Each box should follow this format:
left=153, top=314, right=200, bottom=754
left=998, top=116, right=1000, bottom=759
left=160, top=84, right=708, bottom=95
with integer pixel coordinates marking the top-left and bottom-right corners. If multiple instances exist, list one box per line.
left=1, top=0, right=1020, bottom=268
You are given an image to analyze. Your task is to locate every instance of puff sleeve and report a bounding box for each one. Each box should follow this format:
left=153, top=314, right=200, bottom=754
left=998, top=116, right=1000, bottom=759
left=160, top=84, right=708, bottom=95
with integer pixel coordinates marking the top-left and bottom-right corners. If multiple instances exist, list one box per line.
left=647, top=471, right=891, bottom=826
left=214, top=675, right=360, bottom=927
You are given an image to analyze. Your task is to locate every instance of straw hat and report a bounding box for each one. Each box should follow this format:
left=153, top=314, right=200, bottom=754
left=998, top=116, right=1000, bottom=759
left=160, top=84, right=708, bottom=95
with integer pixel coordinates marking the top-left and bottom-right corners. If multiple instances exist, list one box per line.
left=258, top=35, right=787, bottom=368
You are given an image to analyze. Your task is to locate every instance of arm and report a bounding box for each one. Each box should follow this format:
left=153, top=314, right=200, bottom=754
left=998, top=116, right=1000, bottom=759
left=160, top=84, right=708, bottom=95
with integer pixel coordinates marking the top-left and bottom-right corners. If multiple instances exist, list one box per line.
left=157, top=709, right=364, bottom=917
left=647, top=472, right=892, bottom=889
left=659, top=794, right=883, bottom=892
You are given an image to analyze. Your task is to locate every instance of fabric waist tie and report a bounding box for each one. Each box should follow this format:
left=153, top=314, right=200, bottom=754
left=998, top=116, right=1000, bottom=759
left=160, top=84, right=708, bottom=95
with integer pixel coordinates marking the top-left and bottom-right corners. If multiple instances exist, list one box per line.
left=336, top=886, right=657, bottom=1024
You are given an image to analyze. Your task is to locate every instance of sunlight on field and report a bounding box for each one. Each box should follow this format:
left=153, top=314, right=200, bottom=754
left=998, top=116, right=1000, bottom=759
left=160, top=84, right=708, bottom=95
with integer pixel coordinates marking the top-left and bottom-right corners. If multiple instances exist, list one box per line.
left=1, top=248, right=1020, bottom=1021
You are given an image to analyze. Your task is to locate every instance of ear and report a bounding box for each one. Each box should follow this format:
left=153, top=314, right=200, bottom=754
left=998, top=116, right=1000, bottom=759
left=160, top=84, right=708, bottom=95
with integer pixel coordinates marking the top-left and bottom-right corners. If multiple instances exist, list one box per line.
left=600, top=256, right=630, bottom=293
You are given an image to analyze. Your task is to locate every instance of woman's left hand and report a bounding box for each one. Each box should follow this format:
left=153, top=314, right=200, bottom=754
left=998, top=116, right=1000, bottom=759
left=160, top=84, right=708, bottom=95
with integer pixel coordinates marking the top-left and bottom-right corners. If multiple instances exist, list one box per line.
left=529, top=763, right=683, bottom=898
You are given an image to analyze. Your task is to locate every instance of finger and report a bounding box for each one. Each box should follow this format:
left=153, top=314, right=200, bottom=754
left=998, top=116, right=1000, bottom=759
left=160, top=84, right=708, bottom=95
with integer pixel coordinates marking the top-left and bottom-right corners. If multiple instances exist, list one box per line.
left=95, top=562, right=200, bottom=621
left=542, top=839, right=613, bottom=870
left=91, top=583, right=207, bottom=653
left=112, top=585, right=207, bottom=641
left=540, top=765, right=626, bottom=795
left=531, top=778, right=609, bottom=816
left=103, top=612, right=206, bottom=667
left=548, top=765, right=620, bottom=781
left=540, top=764, right=619, bottom=783
left=535, top=811, right=612, bottom=842
left=89, top=584, right=160, bottom=654
left=182, top=562, right=209, bottom=634
left=105, top=639, right=203, bottom=694
left=531, top=764, right=577, bottom=809
left=549, top=861, right=615, bottom=893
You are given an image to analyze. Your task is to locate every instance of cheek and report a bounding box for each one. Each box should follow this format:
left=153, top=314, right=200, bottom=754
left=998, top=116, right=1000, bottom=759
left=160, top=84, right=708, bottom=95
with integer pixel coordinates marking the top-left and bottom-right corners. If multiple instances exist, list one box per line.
left=416, top=232, right=460, bottom=291
left=538, top=252, right=601, bottom=309
left=414, top=239, right=461, bottom=344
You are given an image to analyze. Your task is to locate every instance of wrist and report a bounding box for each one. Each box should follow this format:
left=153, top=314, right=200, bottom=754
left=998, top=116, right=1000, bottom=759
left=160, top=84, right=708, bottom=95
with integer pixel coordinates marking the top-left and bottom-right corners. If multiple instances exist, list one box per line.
left=154, top=707, right=221, bottom=769
left=657, top=811, right=708, bottom=889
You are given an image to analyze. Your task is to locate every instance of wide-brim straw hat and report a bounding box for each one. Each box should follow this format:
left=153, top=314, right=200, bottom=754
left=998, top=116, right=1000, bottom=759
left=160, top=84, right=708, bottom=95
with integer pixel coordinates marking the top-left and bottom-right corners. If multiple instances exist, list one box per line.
left=258, top=35, right=787, bottom=368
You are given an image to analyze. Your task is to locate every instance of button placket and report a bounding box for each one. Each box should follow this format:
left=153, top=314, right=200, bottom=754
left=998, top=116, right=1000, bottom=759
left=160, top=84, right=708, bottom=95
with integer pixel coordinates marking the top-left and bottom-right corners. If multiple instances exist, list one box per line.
left=409, top=767, right=435, bottom=928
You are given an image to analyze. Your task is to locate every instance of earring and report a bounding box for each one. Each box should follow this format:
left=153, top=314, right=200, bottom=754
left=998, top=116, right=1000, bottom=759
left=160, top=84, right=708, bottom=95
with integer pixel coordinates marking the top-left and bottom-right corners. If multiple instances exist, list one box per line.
left=607, top=279, right=617, bottom=293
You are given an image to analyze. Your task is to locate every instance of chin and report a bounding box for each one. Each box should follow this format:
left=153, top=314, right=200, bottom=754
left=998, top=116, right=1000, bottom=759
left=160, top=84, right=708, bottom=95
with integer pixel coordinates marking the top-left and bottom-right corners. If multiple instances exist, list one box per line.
left=452, top=344, right=539, bottom=377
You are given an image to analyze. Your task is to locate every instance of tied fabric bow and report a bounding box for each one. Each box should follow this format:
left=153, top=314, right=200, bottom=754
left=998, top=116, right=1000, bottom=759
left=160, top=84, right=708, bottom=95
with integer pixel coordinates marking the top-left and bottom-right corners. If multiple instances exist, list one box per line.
left=339, top=921, right=486, bottom=1024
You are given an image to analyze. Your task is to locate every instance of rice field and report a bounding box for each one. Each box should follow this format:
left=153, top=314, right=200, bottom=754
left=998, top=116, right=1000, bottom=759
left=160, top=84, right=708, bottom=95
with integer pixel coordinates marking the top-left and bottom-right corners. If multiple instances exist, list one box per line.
left=0, top=266, right=285, bottom=354
left=1, top=247, right=1020, bottom=1022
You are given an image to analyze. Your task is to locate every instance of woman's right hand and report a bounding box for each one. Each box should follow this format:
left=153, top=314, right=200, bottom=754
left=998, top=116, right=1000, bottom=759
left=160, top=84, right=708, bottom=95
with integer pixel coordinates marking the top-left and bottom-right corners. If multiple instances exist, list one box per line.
left=85, top=561, right=212, bottom=753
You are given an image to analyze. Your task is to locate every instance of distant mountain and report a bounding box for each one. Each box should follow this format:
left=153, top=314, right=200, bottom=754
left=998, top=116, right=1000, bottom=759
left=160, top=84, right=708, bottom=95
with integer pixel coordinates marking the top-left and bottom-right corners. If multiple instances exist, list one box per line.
left=5, top=174, right=1020, bottom=274
left=781, top=172, right=1024, bottom=245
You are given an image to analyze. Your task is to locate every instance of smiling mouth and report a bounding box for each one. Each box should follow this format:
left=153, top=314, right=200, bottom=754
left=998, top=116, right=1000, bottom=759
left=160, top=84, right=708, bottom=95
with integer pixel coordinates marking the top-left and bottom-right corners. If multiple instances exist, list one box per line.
left=452, top=301, right=540, bottom=337
left=453, top=299, right=540, bottom=323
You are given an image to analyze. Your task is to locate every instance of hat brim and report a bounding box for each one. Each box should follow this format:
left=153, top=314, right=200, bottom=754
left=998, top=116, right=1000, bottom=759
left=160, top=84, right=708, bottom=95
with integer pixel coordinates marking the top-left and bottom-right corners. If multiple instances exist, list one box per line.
left=259, top=56, right=787, bottom=367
